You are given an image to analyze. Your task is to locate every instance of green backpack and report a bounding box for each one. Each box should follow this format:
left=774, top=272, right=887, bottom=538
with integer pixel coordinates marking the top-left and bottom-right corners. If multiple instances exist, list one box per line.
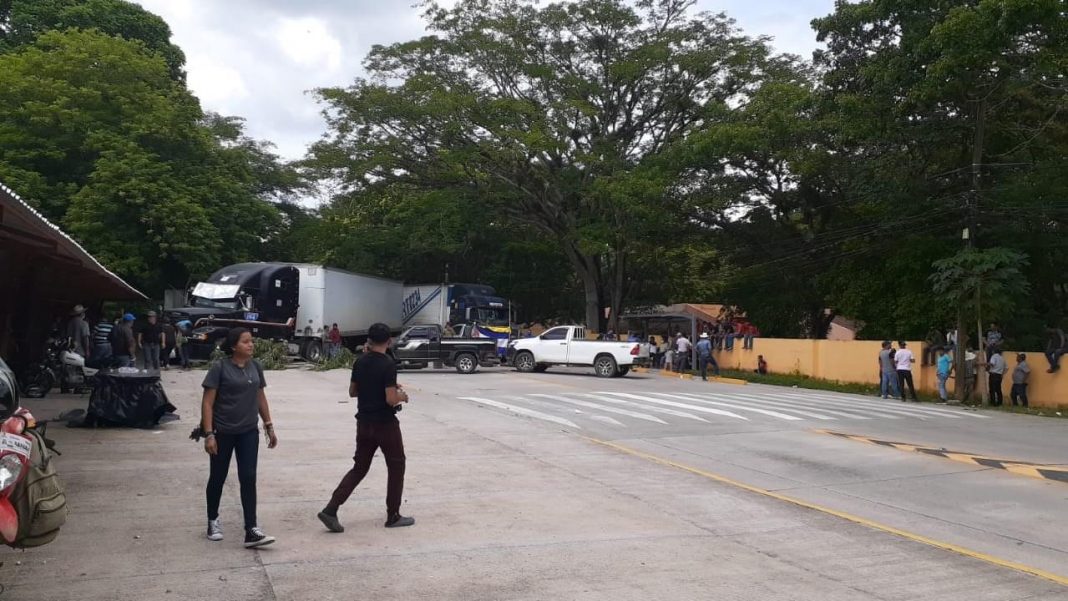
left=7, top=428, right=68, bottom=548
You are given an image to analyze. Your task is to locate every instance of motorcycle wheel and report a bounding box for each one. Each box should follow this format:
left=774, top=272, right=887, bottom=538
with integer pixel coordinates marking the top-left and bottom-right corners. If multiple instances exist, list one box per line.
left=22, top=368, right=55, bottom=398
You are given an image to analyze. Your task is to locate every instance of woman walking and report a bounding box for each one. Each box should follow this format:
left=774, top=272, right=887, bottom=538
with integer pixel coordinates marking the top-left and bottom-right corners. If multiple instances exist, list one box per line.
left=201, top=327, right=278, bottom=548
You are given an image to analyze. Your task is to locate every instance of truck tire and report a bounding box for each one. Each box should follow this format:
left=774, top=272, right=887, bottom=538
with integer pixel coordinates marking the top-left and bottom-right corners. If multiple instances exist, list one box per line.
left=302, top=340, right=323, bottom=362
left=593, top=355, right=617, bottom=378
left=514, top=351, right=536, bottom=373
left=454, top=353, right=478, bottom=374
left=532, top=365, right=549, bottom=373
left=616, top=366, right=631, bottom=377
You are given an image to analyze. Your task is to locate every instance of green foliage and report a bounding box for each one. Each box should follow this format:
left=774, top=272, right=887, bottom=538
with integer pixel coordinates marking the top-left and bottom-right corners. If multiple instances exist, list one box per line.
left=252, top=338, right=289, bottom=371
left=313, top=347, right=357, bottom=371
left=930, top=247, right=1031, bottom=322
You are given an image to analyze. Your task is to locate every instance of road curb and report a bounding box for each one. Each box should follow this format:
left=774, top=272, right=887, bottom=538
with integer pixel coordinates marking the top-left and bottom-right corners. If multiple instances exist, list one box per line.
left=816, top=429, right=1068, bottom=484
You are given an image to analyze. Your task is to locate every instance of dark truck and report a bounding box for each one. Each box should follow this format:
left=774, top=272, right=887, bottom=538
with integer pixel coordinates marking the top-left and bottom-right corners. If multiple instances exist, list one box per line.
left=388, top=325, right=499, bottom=374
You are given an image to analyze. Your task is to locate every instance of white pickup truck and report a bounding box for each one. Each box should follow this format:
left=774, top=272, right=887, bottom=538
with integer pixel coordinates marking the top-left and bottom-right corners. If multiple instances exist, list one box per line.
left=508, top=325, right=648, bottom=377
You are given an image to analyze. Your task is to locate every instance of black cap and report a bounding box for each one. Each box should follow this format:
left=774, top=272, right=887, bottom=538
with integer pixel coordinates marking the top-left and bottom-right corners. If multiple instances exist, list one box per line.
left=368, top=323, right=391, bottom=344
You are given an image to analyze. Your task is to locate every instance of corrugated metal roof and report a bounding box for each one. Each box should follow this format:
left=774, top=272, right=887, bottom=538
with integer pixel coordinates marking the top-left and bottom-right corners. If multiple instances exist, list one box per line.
left=0, top=181, right=146, bottom=300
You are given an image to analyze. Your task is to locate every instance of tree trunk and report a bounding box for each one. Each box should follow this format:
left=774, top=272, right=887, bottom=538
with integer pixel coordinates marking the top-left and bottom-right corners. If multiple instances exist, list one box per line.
left=562, top=242, right=604, bottom=333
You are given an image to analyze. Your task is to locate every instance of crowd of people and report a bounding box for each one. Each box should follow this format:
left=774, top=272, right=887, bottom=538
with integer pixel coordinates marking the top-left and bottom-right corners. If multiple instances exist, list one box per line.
left=639, top=319, right=764, bottom=380
left=64, top=305, right=193, bottom=371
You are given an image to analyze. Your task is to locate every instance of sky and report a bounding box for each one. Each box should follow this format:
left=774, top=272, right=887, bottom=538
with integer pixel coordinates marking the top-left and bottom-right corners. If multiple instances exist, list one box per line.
left=135, top=0, right=838, bottom=162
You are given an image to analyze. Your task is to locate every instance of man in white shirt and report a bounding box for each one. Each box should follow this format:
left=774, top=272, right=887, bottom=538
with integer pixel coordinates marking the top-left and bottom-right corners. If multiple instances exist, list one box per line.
left=675, top=333, right=692, bottom=371
left=895, top=341, right=917, bottom=401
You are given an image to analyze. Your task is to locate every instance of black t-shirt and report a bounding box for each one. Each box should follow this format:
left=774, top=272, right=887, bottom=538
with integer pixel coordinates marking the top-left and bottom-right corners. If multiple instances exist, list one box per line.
left=351, top=352, right=398, bottom=423
left=140, top=322, right=163, bottom=345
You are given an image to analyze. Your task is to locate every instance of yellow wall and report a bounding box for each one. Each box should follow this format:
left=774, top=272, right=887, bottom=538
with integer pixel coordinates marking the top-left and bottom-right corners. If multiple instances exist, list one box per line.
left=713, top=339, right=1067, bottom=409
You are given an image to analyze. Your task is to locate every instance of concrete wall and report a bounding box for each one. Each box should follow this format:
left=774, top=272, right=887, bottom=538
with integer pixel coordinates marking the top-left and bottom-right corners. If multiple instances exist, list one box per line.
left=713, top=339, right=1068, bottom=409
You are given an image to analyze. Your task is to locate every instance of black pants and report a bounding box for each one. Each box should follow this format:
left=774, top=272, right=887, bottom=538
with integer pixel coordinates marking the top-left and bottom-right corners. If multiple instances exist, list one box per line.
left=988, top=373, right=1004, bottom=406
left=206, top=429, right=259, bottom=530
left=1010, top=383, right=1028, bottom=407
left=698, top=355, right=718, bottom=379
left=896, top=370, right=917, bottom=400
left=922, top=345, right=942, bottom=366
left=327, top=420, right=406, bottom=516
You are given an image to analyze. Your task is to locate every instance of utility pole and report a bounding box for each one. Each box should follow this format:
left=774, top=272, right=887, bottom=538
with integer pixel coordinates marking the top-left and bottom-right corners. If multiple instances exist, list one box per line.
left=962, top=97, right=988, bottom=405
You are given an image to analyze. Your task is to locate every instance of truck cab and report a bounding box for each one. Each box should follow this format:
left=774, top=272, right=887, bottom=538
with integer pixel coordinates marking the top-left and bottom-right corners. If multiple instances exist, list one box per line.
left=390, top=325, right=500, bottom=374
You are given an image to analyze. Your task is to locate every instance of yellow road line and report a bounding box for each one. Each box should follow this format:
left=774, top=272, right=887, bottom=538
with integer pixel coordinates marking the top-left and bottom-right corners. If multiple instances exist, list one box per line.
left=585, top=436, right=1068, bottom=588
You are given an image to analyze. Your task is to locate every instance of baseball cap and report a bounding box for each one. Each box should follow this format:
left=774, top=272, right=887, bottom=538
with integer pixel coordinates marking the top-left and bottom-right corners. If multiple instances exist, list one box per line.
left=123, top=313, right=135, bottom=321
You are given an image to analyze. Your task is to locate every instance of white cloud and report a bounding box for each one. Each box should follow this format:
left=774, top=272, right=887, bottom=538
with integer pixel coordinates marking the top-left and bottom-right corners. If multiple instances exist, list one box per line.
left=135, top=0, right=836, bottom=163
left=274, top=17, right=344, bottom=72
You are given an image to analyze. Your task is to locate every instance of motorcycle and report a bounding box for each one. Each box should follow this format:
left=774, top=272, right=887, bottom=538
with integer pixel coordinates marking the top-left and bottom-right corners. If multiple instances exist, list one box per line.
left=0, top=358, right=33, bottom=544
left=21, top=338, right=101, bottom=398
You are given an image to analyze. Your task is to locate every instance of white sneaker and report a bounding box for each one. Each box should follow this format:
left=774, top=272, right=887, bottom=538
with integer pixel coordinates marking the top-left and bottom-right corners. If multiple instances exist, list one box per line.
left=207, top=518, right=223, bottom=541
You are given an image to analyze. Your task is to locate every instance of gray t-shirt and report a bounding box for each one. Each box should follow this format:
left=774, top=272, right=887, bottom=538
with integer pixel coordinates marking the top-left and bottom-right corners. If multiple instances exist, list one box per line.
left=1012, top=361, right=1030, bottom=384
left=202, top=359, right=265, bottom=435
left=878, top=349, right=895, bottom=374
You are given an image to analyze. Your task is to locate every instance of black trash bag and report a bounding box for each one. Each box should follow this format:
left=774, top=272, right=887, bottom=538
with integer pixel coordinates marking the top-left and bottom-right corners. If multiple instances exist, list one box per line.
left=79, top=371, right=177, bottom=429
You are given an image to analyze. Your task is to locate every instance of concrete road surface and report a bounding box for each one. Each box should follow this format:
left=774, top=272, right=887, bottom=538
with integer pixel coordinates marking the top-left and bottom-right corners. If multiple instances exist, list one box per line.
left=3, top=365, right=1067, bottom=600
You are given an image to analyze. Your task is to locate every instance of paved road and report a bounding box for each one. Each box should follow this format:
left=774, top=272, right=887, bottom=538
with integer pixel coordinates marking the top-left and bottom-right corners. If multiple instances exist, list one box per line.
left=5, top=365, right=1067, bottom=600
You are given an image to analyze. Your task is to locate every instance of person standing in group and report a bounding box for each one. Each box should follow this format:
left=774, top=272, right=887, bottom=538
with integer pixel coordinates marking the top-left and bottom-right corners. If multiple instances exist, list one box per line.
left=647, top=336, right=660, bottom=368
left=176, top=320, right=192, bottom=369
left=663, top=337, right=675, bottom=372
left=1044, top=326, right=1067, bottom=373
left=935, top=347, right=954, bottom=402
left=328, top=324, right=343, bottom=359
left=894, top=341, right=918, bottom=401
left=696, top=333, right=717, bottom=380
left=161, top=318, right=177, bottom=371
left=202, top=327, right=278, bottom=548
left=878, top=341, right=899, bottom=400
left=138, top=311, right=165, bottom=370
left=92, top=315, right=114, bottom=362
left=1011, top=353, right=1030, bottom=408
left=319, top=323, right=414, bottom=533
left=66, top=304, right=92, bottom=359
left=675, top=332, right=692, bottom=372
left=109, top=313, right=137, bottom=367
left=986, top=349, right=1007, bottom=406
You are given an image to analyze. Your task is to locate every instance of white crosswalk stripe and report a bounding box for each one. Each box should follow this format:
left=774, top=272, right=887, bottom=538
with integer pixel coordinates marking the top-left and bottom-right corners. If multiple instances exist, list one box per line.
left=595, top=392, right=749, bottom=421
left=529, top=393, right=668, bottom=424
left=697, top=391, right=866, bottom=420
left=648, top=392, right=805, bottom=421
left=577, top=393, right=710, bottom=423
left=456, top=384, right=986, bottom=429
left=458, top=397, right=580, bottom=429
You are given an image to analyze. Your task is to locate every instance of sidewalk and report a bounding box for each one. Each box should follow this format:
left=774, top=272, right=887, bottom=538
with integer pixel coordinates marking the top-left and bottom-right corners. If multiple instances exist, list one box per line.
left=0, top=369, right=1060, bottom=600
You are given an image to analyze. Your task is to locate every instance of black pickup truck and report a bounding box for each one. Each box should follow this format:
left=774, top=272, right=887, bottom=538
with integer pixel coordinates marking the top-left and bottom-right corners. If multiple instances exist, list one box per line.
left=389, top=325, right=500, bottom=374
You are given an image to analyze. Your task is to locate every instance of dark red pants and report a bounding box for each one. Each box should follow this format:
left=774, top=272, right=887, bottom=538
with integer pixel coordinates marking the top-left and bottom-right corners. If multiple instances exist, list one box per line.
left=327, top=420, right=406, bottom=515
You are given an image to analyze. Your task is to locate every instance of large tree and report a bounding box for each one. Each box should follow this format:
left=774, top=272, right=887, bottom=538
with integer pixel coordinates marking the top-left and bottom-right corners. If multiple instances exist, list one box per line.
left=308, top=0, right=781, bottom=331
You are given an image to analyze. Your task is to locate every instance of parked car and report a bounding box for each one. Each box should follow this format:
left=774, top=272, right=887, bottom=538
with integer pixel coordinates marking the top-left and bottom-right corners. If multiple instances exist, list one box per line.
left=508, top=325, right=647, bottom=377
left=389, top=325, right=500, bottom=374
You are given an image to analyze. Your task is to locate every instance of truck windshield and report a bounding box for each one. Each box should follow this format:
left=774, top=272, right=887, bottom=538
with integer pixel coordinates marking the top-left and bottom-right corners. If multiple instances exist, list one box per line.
left=191, top=296, right=238, bottom=310
left=472, top=308, right=509, bottom=326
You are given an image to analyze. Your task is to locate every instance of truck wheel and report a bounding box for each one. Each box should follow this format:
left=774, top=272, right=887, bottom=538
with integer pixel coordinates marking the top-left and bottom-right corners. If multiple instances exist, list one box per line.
left=616, top=366, right=631, bottom=377
left=594, top=355, right=618, bottom=378
left=514, top=351, right=536, bottom=373
left=532, top=365, right=549, bottom=373
left=302, top=340, right=323, bottom=362
left=454, top=353, right=478, bottom=374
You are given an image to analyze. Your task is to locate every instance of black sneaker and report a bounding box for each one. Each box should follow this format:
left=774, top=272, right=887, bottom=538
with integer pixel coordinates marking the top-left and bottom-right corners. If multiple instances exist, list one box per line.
left=318, top=511, right=344, bottom=533
left=384, top=514, right=415, bottom=528
left=244, top=527, right=276, bottom=548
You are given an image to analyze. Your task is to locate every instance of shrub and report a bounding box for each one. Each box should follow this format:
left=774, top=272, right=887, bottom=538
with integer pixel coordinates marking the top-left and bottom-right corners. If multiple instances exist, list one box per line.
left=314, top=347, right=357, bottom=371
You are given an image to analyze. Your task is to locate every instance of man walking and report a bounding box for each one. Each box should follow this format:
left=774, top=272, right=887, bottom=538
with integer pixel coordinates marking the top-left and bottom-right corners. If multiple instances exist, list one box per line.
left=1011, top=353, right=1030, bottom=407
left=895, top=341, right=918, bottom=401
left=696, top=333, right=717, bottom=380
left=878, top=341, right=899, bottom=400
left=935, top=347, right=953, bottom=402
left=138, top=311, right=164, bottom=370
left=319, top=323, right=414, bottom=532
left=987, top=349, right=1007, bottom=407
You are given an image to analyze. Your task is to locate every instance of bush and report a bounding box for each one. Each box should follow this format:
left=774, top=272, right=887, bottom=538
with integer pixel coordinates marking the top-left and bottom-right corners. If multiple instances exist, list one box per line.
left=206, top=337, right=289, bottom=370
left=314, top=347, right=357, bottom=371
